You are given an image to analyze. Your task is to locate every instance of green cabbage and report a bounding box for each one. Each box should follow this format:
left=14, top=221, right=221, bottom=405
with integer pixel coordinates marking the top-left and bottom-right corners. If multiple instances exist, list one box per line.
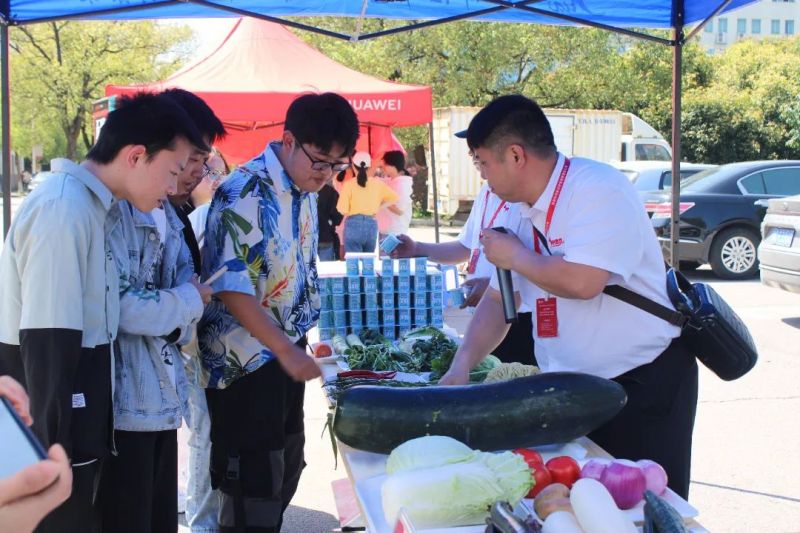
left=469, top=354, right=503, bottom=382
left=386, top=435, right=476, bottom=475
left=381, top=461, right=506, bottom=528
left=381, top=437, right=534, bottom=528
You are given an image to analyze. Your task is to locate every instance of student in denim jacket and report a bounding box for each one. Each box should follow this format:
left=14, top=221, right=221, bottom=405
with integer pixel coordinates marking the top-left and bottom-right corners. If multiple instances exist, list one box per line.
left=97, top=90, right=216, bottom=533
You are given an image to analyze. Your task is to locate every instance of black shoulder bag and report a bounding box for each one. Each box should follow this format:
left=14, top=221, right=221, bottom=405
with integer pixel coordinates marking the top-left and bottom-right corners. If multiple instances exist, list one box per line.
left=603, top=269, right=758, bottom=381
left=530, top=225, right=757, bottom=381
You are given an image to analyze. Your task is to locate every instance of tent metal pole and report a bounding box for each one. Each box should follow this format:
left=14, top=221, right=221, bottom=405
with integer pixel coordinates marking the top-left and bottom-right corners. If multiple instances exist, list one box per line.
left=670, top=22, right=684, bottom=269
left=428, top=122, right=440, bottom=243
left=2, top=22, right=10, bottom=238
left=684, top=0, right=733, bottom=42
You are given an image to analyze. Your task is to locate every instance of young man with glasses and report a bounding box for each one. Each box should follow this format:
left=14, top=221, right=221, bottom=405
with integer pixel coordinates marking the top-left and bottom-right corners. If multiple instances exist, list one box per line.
left=198, top=93, right=359, bottom=532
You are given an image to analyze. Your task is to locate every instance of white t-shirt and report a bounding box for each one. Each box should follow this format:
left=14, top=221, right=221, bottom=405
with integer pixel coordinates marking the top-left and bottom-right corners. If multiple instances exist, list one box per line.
left=377, top=175, right=413, bottom=235
left=490, top=154, right=680, bottom=379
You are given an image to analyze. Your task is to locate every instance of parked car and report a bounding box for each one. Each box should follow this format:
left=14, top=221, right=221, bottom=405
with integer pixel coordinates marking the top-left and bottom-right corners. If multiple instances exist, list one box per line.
left=758, top=194, right=800, bottom=292
left=614, top=161, right=717, bottom=193
left=645, top=161, right=800, bottom=279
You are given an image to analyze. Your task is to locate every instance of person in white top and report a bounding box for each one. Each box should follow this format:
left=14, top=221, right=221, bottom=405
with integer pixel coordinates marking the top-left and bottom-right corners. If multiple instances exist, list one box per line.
left=188, top=150, right=228, bottom=248
left=376, top=151, right=413, bottom=238
left=439, top=94, right=698, bottom=500
left=391, top=149, right=535, bottom=365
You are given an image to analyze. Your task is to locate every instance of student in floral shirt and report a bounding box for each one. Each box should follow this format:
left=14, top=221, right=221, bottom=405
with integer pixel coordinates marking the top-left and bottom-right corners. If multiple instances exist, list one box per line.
left=198, top=93, right=358, bottom=532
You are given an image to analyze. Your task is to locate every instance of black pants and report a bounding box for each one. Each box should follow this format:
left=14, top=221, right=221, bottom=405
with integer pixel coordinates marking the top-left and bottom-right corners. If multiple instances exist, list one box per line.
left=97, top=430, right=178, bottom=533
left=205, top=352, right=306, bottom=533
left=36, top=460, right=102, bottom=533
left=588, top=336, right=698, bottom=499
left=492, top=312, right=536, bottom=366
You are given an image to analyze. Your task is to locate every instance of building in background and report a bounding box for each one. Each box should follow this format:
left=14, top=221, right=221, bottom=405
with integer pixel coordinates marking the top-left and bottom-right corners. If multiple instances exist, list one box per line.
left=696, top=0, right=799, bottom=53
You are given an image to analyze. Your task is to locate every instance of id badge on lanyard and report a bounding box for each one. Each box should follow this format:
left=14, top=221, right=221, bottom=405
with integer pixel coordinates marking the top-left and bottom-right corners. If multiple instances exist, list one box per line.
left=533, top=158, right=570, bottom=338
left=468, top=190, right=506, bottom=275
left=536, top=297, right=558, bottom=337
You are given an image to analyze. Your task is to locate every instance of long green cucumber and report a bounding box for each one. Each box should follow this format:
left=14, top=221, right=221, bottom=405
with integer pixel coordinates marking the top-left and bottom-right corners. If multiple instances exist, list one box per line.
left=333, top=372, right=627, bottom=453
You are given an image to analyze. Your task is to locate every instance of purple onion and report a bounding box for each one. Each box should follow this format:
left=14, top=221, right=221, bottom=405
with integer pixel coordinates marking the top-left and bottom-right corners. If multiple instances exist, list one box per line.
left=599, top=460, right=647, bottom=509
left=637, top=459, right=669, bottom=495
left=580, top=459, right=609, bottom=481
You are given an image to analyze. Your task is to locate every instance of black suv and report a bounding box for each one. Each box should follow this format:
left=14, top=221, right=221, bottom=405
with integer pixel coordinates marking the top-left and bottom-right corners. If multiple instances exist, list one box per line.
left=644, top=161, right=800, bottom=279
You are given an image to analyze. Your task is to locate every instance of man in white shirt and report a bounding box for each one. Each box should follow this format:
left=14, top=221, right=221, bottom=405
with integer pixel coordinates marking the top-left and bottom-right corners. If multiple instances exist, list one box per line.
left=439, top=94, right=698, bottom=499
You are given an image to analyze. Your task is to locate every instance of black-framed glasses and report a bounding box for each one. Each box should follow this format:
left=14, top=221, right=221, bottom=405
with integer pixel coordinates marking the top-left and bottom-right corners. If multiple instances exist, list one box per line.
left=298, top=143, right=351, bottom=173
left=202, top=163, right=224, bottom=181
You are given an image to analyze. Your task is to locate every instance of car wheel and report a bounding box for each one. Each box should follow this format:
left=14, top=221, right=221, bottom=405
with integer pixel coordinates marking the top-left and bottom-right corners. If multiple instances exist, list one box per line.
left=709, top=227, right=760, bottom=280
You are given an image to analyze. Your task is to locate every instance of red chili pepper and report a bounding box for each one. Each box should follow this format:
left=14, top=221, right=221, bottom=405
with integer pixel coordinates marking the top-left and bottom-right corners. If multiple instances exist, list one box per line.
left=337, top=370, right=397, bottom=379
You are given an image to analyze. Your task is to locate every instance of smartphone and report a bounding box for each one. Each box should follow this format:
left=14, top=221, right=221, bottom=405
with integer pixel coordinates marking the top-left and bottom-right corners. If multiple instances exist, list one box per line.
left=0, top=396, right=47, bottom=478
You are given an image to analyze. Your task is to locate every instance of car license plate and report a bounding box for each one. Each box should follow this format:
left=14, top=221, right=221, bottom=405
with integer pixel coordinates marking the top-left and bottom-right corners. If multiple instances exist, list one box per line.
left=771, top=227, right=795, bottom=247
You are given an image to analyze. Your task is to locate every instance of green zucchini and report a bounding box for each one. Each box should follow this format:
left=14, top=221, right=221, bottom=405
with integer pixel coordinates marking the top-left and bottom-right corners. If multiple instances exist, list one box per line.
left=333, top=372, right=626, bottom=453
left=643, top=490, right=688, bottom=533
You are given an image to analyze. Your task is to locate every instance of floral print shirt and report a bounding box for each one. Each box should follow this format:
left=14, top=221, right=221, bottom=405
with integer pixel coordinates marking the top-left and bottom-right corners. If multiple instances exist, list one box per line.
left=198, top=142, right=320, bottom=389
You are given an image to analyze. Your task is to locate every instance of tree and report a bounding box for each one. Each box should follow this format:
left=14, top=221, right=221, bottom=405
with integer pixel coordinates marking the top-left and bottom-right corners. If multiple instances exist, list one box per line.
left=10, top=21, right=192, bottom=161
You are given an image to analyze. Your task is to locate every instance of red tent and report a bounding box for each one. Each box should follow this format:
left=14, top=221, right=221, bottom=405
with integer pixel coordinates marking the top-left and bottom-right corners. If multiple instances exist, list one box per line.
left=106, top=17, right=433, bottom=164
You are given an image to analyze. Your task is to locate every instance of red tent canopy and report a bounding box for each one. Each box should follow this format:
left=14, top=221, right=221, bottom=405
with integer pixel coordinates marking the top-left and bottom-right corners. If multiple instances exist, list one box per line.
left=106, top=17, right=433, bottom=164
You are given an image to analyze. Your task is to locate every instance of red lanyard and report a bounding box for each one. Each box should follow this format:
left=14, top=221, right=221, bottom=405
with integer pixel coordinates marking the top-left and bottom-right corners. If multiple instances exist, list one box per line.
left=479, top=189, right=507, bottom=235
left=534, top=158, right=570, bottom=254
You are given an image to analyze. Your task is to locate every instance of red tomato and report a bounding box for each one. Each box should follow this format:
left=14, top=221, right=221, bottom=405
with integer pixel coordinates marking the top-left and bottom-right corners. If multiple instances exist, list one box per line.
left=513, top=448, right=544, bottom=468
left=314, top=344, right=333, bottom=358
left=545, top=456, right=581, bottom=489
left=527, top=463, right=552, bottom=498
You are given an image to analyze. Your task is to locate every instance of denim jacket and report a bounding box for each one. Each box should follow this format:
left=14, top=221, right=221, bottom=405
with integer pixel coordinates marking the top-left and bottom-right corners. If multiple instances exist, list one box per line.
left=106, top=200, right=203, bottom=431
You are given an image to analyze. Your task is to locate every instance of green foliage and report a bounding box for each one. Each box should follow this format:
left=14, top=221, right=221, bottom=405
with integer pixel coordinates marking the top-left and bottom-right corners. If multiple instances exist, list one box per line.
left=10, top=21, right=192, bottom=161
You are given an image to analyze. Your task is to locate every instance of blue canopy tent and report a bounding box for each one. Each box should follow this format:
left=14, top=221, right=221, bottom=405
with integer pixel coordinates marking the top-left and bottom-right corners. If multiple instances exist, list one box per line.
left=0, top=0, right=756, bottom=263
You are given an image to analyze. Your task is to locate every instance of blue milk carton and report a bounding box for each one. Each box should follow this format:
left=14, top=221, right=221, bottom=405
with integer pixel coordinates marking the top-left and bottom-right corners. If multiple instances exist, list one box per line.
left=347, top=276, right=361, bottom=294
left=397, top=258, right=411, bottom=276
left=431, top=306, right=444, bottom=327
left=333, top=309, right=348, bottom=328
left=319, top=310, right=333, bottom=328
left=363, top=275, right=378, bottom=294
left=331, top=277, right=345, bottom=295
left=380, top=293, right=395, bottom=310
left=319, top=277, right=331, bottom=296
left=414, top=274, right=428, bottom=292
left=349, top=310, right=363, bottom=330
left=365, top=308, right=380, bottom=328
left=398, top=326, right=411, bottom=338
left=345, top=256, right=360, bottom=276
left=380, top=274, right=395, bottom=293
left=413, top=307, right=429, bottom=326
left=332, top=293, right=347, bottom=311
left=381, top=309, right=396, bottom=327
left=360, top=257, right=376, bottom=276
left=397, top=275, right=411, bottom=293
left=347, top=294, right=362, bottom=311
left=397, top=308, right=412, bottom=327
left=318, top=294, right=332, bottom=313
left=364, top=292, right=379, bottom=309
left=428, top=273, right=444, bottom=292
left=413, top=257, right=428, bottom=275
left=429, top=290, right=443, bottom=308
left=382, top=325, right=397, bottom=340
left=396, top=291, right=411, bottom=309
left=335, top=326, right=348, bottom=337
left=380, top=258, right=394, bottom=276
left=414, top=292, right=428, bottom=308
left=319, top=327, right=334, bottom=341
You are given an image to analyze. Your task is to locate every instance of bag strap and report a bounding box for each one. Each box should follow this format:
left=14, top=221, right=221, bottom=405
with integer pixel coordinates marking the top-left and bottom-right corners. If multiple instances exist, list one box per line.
left=603, top=284, right=689, bottom=327
left=532, top=223, right=687, bottom=328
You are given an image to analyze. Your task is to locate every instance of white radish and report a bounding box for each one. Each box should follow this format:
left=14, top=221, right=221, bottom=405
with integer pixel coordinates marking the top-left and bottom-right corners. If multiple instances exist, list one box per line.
left=570, top=478, right=638, bottom=533
left=542, top=511, right=585, bottom=533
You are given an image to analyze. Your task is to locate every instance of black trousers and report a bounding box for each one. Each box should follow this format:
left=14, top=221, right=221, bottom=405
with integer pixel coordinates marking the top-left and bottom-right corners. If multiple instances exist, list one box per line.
left=205, top=352, right=306, bottom=533
left=96, top=430, right=178, bottom=533
left=588, top=336, right=698, bottom=499
left=492, top=312, right=536, bottom=366
left=35, top=460, right=102, bottom=533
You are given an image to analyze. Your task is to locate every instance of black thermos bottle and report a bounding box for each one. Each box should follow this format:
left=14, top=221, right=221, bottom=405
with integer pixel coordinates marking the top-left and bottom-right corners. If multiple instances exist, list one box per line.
left=491, top=227, right=518, bottom=324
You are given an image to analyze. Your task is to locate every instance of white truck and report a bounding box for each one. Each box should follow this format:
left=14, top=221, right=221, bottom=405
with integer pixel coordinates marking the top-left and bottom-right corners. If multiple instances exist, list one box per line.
left=430, top=106, right=672, bottom=216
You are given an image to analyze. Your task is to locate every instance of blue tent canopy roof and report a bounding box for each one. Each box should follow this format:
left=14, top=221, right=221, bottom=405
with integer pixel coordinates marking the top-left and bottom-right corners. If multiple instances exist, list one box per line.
left=5, top=0, right=755, bottom=33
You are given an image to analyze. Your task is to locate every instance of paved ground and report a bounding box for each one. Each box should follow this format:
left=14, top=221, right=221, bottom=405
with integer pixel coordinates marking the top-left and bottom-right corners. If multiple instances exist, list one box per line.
left=4, top=197, right=798, bottom=532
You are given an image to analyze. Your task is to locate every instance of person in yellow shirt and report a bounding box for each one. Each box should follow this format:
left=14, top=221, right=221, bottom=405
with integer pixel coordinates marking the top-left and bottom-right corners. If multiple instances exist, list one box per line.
left=337, top=152, right=399, bottom=252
